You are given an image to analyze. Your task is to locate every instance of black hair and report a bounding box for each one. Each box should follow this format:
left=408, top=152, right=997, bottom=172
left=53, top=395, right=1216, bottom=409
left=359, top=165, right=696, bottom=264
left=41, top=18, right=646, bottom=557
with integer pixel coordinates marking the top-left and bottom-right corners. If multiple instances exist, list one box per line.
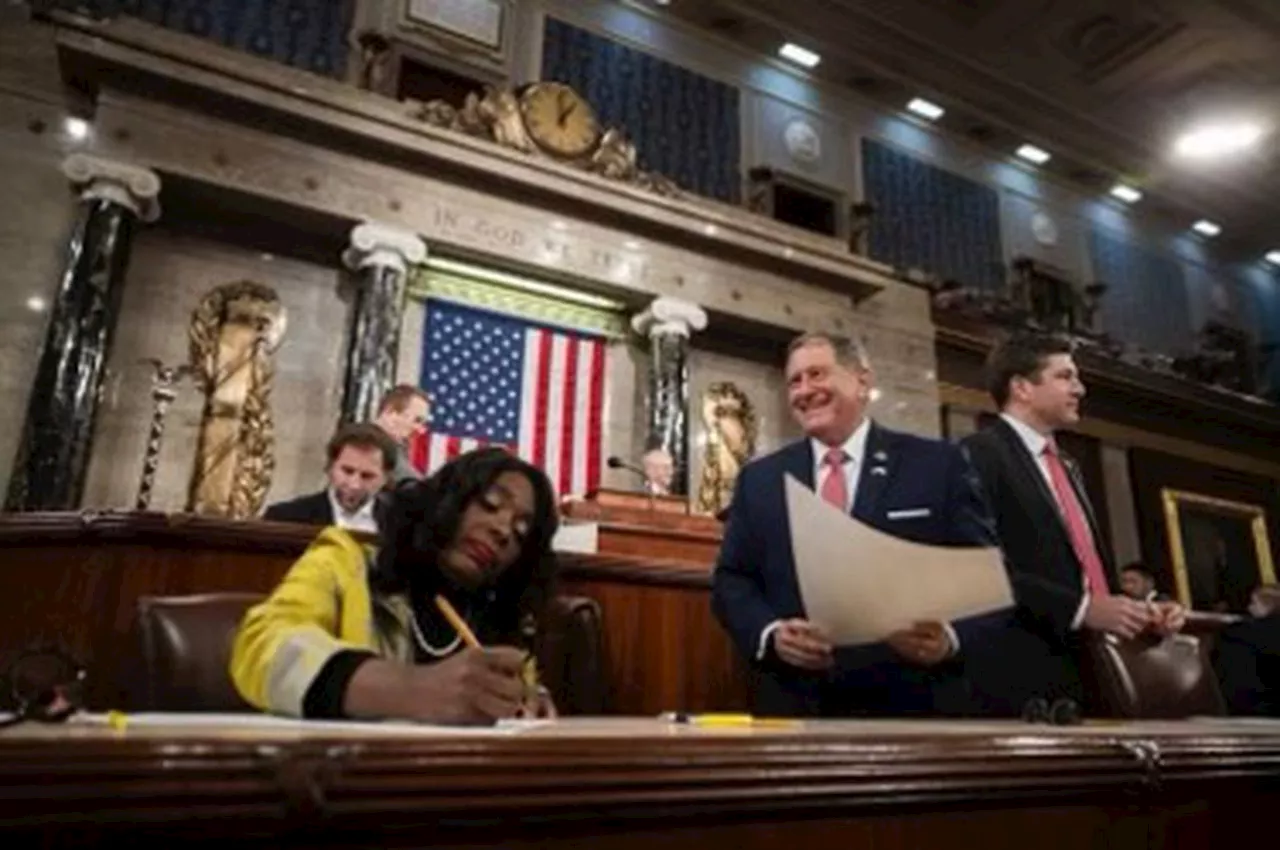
left=370, top=447, right=559, bottom=640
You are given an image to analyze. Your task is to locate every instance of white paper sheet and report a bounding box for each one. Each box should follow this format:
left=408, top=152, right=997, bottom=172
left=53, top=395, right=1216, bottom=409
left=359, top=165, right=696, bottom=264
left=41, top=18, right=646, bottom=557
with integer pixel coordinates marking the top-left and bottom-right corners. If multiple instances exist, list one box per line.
left=785, top=475, right=1014, bottom=645
left=67, top=712, right=551, bottom=736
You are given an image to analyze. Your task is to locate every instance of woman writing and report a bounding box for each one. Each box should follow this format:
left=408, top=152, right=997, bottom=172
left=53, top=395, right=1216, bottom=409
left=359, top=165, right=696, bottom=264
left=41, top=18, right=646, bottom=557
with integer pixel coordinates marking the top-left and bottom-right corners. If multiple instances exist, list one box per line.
left=230, top=447, right=559, bottom=724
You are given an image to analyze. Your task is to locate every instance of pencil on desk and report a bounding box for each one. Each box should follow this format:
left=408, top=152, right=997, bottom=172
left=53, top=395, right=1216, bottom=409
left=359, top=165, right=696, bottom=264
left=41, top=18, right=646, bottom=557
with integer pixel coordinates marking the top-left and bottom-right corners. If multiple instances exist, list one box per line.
left=434, top=594, right=482, bottom=649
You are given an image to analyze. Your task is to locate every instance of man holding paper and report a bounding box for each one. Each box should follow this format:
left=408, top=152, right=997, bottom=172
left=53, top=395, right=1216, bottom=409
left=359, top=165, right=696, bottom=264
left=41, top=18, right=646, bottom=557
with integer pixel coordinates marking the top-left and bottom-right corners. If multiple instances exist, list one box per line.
left=711, top=332, right=1010, bottom=717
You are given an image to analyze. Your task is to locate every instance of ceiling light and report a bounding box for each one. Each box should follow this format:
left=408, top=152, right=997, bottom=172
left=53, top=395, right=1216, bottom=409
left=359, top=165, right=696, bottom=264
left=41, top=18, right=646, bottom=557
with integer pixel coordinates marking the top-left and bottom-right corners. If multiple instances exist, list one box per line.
left=1174, top=122, right=1264, bottom=159
left=25, top=295, right=47, bottom=312
left=778, top=43, right=821, bottom=69
left=906, top=98, right=945, bottom=121
left=64, top=117, right=89, bottom=140
left=1192, top=219, right=1221, bottom=238
left=1109, top=184, right=1142, bottom=204
left=1265, top=250, right=1280, bottom=266
left=1015, top=144, right=1051, bottom=165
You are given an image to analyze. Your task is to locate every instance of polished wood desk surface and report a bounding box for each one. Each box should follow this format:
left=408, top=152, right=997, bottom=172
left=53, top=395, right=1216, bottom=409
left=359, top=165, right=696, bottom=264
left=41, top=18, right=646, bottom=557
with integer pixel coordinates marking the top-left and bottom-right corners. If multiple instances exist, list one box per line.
left=2, top=716, right=1279, bottom=846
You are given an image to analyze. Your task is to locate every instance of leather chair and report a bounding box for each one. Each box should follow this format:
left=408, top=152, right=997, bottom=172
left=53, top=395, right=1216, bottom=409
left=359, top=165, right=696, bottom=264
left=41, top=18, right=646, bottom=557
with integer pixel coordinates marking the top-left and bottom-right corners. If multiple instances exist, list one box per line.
left=1083, top=631, right=1226, bottom=719
left=136, top=593, right=261, bottom=712
left=136, top=592, right=608, bottom=714
left=538, top=595, right=608, bottom=715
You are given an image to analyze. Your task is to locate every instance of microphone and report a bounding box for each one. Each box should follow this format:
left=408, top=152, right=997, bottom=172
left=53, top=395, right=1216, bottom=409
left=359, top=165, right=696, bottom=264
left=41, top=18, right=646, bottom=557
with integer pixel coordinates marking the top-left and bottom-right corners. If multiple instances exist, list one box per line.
left=606, top=455, right=648, bottom=479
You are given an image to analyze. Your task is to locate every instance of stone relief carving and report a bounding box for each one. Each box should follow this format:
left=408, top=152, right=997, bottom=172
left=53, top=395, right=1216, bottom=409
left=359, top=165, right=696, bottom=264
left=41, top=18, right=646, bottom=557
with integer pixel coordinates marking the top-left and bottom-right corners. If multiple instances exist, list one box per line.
left=409, top=85, right=682, bottom=198
left=695, top=381, right=758, bottom=517
left=186, top=281, right=287, bottom=519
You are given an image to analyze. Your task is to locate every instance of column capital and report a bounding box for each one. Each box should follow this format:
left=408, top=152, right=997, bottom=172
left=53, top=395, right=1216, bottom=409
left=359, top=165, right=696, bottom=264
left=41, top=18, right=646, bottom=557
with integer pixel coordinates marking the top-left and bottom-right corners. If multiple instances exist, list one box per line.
left=631, top=296, right=707, bottom=339
left=62, top=154, right=162, bottom=222
left=343, top=221, right=427, bottom=274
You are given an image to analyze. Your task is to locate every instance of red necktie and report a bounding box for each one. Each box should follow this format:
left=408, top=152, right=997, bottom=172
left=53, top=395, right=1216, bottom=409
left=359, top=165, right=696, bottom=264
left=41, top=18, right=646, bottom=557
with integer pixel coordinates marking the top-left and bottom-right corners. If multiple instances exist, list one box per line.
left=1042, top=439, right=1110, bottom=596
left=820, top=448, right=848, bottom=511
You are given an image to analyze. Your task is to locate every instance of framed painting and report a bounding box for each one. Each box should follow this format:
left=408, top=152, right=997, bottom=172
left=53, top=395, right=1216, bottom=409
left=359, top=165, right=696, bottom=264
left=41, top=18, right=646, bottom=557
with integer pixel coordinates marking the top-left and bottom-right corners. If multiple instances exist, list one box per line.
left=1162, top=489, right=1276, bottom=612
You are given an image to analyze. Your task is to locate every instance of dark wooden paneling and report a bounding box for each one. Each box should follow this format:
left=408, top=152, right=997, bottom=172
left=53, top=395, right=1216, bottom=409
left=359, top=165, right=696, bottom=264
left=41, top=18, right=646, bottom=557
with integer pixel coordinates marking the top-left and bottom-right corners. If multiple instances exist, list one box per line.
left=1128, top=448, right=1280, bottom=606
left=0, top=512, right=743, bottom=715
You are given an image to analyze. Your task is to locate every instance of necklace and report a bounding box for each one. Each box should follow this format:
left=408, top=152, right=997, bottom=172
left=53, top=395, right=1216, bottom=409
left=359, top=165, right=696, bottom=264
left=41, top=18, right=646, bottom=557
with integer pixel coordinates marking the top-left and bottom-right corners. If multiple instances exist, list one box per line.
left=408, top=604, right=463, bottom=658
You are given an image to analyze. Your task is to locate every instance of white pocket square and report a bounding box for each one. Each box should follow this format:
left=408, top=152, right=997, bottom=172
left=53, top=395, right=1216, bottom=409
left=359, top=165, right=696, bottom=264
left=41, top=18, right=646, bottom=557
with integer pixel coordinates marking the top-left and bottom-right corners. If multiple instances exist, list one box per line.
left=886, top=508, right=931, bottom=520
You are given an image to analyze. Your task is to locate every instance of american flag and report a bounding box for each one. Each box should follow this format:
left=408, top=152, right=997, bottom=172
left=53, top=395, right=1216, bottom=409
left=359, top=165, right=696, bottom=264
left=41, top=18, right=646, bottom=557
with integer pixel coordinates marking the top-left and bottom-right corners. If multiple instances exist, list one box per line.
left=409, top=300, right=607, bottom=495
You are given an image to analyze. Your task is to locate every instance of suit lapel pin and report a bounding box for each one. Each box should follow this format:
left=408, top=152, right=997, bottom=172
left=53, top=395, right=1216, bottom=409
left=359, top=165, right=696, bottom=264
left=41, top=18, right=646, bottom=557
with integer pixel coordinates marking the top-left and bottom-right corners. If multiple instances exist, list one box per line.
left=873, top=451, right=888, bottom=462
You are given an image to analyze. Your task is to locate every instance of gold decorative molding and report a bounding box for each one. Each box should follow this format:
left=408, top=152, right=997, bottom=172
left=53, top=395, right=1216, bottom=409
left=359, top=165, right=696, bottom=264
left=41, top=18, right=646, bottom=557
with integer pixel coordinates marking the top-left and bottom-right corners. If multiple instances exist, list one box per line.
left=186, top=281, right=287, bottom=519
left=1161, top=488, right=1276, bottom=609
left=409, top=84, right=681, bottom=198
left=408, top=263, right=627, bottom=339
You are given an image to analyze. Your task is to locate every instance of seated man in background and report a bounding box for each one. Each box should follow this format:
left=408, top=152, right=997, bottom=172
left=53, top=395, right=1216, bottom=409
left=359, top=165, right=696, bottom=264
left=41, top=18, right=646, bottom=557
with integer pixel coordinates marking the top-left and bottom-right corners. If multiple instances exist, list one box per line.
left=1119, top=563, right=1165, bottom=602
left=640, top=440, right=675, bottom=496
left=712, top=332, right=1011, bottom=717
left=263, top=424, right=398, bottom=533
left=374, top=384, right=431, bottom=483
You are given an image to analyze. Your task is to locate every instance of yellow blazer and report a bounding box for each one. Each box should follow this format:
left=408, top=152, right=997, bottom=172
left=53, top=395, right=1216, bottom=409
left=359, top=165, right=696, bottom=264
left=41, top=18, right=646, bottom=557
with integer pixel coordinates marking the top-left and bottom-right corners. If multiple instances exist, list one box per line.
left=230, top=526, right=414, bottom=716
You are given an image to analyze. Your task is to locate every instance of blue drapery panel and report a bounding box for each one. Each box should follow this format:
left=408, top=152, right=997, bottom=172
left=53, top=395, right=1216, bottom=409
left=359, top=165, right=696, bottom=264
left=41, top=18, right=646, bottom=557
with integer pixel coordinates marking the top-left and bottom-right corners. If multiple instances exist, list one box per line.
left=1089, top=228, right=1192, bottom=354
left=859, top=139, right=1005, bottom=291
left=1236, top=266, right=1280, bottom=396
left=541, top=17, right=741, bottom=203
left=49, top=0, right=353, bottom=78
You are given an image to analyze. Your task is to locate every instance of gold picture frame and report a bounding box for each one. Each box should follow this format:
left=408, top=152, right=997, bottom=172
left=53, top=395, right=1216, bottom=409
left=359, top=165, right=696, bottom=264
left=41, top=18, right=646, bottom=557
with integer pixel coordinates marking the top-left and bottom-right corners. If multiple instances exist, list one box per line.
left=1161, top=488, right=1276, bottom=610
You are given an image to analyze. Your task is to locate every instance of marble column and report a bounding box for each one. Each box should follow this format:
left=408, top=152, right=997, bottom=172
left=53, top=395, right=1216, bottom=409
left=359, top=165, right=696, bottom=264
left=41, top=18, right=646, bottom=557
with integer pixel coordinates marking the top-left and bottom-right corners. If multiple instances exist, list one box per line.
left=631, top=297, right=707, bottom=497
left=340, top=222, right=427, bottom=424
left=5, top=155, right=160, bottom=511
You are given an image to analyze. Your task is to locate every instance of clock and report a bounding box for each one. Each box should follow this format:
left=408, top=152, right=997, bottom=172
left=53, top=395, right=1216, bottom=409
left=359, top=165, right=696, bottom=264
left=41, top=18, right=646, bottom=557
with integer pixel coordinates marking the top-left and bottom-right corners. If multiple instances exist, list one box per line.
left=783, top=119, right=821, bottom=166
left=519, top=82, right=602, bottom=160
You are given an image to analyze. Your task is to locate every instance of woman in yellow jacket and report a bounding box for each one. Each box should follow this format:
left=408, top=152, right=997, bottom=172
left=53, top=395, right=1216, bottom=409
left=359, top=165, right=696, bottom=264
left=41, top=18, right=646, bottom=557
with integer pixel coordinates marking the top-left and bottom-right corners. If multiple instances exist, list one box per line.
left=230, top=447, right=559, bottom=724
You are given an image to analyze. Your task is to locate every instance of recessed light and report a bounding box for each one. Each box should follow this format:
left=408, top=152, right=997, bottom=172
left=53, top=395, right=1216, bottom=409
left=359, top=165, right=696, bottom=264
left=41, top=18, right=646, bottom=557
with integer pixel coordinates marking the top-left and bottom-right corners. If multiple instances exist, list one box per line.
left=1015, top=144, right=1051, bottom=165
left=1109, top=184, right=1142, bottom=204
left=1192, top=219, right=1221, bottom=238
left=778, top=43, right=821, bottom=69
left=64, top=117, right=89, bottom=140
left=26, top=295, right=47, bottom=312
left=1265, top=250, right=1280, bottom=266
left=906, top=98, right=945, bottom=121
left=550, top=220, right=567, bottom=231
left=1174, top=122, right=1264, bottom=159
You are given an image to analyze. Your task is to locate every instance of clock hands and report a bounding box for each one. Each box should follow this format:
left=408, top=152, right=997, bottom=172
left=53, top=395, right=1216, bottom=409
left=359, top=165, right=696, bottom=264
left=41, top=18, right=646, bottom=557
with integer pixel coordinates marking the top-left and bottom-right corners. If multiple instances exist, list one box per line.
left=556, top=91, right=577, bottom=126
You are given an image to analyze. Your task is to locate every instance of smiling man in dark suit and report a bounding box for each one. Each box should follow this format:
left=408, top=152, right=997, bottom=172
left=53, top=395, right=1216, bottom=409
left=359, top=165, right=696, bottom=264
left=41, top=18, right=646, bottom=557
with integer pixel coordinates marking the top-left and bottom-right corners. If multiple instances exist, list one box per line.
left=711, top=332, right=1010, bottom=717
left=960, top=333, right=1184, bottom=712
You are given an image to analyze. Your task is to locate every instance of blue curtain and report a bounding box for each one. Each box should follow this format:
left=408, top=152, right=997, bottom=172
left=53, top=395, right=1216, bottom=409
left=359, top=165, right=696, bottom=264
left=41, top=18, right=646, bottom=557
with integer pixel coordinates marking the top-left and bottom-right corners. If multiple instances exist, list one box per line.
left=860, top=139, right=1005, bottom=291
left=541, top=17, right=741, bottom=203
left=49, top=0, right=354, bottom=78
left=1089, top=228, right=1192, bottom=354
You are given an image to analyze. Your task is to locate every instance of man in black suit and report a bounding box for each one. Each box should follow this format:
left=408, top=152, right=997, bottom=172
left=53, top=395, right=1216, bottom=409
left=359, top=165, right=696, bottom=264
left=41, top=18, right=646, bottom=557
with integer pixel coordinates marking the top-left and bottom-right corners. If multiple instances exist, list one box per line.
left=264, top=424, right=398, bottom=532
left=960, top=333, right=1184, bottom=712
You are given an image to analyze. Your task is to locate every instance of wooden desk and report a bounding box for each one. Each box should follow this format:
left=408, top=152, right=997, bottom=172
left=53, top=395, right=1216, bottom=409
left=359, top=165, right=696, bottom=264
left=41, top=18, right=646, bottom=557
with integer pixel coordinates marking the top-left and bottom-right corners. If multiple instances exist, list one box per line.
left=0, top=511, right=748, bottom=716
left=1, top=716, right=1278, bottom=846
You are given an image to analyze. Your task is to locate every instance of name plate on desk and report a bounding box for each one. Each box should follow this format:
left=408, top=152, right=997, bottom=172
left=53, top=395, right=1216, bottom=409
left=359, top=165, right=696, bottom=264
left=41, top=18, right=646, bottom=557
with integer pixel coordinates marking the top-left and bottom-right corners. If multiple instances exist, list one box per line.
left=552, top=521, right=599, bottom=555
left=561, top=489, right=722, bottom=566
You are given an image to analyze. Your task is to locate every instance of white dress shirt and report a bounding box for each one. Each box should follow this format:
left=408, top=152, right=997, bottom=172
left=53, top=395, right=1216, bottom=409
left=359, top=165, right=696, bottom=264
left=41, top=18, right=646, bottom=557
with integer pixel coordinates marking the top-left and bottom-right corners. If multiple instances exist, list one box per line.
left=999, top=412, right=1090, bottom=629
left=327, top=488, right=378, bottom=534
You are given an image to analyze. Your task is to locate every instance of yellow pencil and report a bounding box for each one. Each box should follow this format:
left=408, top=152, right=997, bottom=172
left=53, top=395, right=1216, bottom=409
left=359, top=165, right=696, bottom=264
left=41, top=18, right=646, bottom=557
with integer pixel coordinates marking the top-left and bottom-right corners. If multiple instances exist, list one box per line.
left=434, top=594, right=482, bottom=649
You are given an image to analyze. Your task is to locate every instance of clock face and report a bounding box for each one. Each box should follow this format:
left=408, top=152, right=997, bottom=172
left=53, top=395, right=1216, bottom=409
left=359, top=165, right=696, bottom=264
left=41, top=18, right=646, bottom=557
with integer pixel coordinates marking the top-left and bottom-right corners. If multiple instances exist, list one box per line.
left=520, top=83, right=602, bottom=159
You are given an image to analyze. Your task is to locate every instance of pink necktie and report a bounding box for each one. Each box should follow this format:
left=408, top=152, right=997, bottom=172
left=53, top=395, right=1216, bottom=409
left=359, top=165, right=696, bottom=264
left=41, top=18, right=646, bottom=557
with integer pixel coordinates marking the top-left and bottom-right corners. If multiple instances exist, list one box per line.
left=820, top=448, right=848, bottom=511
left=1042, top=440, right=1110, bottom=596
